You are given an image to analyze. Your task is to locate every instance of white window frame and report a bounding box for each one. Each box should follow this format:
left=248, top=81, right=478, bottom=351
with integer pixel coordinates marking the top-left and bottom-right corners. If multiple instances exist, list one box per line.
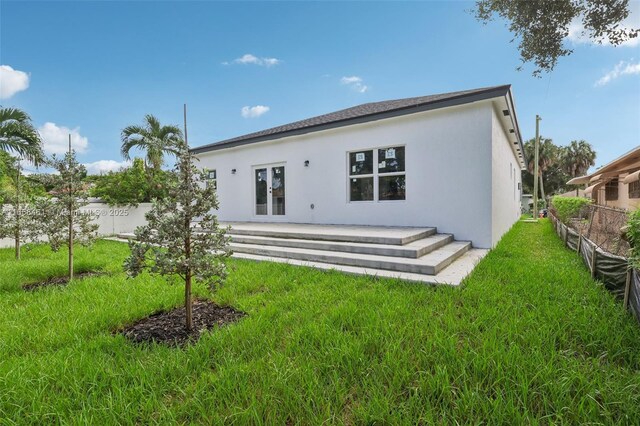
left=206, top=169, right=217, bottom=190
left=347, top=145, right=406, bottom=203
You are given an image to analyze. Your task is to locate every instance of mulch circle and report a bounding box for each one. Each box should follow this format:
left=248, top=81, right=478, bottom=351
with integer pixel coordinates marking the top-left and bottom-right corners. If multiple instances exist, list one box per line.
left=22, top=271, right=103, bottom=291
left=119, top=300, right=246, bottom=347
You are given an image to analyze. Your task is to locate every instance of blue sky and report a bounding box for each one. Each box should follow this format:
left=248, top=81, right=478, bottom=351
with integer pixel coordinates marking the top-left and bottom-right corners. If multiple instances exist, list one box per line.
left=1, top=0, right=639, bottom=174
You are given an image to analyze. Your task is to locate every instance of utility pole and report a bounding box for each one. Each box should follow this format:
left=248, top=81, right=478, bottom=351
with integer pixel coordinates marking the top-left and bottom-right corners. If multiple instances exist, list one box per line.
left=533, top=115, right=541, bottom=219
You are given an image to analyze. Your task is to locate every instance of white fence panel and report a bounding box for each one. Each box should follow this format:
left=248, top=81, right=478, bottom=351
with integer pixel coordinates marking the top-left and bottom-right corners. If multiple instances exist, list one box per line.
left=0, top=202, right=152, bottom=248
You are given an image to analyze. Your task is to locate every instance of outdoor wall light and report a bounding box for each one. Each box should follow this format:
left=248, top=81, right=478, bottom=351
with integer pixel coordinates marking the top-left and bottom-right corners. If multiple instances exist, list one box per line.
left=231, top=168, right=237, bottom=174
left=304, top=160, right=310, bottom=167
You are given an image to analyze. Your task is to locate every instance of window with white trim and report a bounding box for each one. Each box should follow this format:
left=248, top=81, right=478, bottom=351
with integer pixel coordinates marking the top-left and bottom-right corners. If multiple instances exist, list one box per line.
left=349, top=146, right=405, bottom=202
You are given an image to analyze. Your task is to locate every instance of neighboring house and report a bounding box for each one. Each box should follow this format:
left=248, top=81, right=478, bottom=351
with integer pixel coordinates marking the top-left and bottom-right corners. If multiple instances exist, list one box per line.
left=521, top=194, right=533, bottom=214
left=567, top=146, right=640, bottom=211
left=557, top=189, right=585, bottom=198
left=192, top=85, right=525, bottom=249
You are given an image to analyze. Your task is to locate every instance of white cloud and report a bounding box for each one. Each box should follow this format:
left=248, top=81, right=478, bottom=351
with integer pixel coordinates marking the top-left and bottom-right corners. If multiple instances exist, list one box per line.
left=224, top=53, right=281, bottom=67
left=83, top=160, right=132, bottom=175
left=0, top=65, right=30, bottom=99
left=340, top=75, right=369, bottom=93
left=241, top=105, right=270, bottom=118
left=568, top=3, right=640, bottom=47
left=595, top=60, right=640, bottom=86
left=38, top=122, right=89, bottom=155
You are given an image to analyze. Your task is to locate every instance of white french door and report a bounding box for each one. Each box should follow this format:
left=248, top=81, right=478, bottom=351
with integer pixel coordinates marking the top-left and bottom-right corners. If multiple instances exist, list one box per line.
left=254, top=164, right=286, bottom=216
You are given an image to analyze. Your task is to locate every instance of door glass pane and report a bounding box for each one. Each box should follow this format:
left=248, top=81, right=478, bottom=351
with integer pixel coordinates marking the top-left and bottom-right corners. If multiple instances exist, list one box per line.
left=349, top=150, right=373, bottom=175
left=350, top=177, right=374, bottom=201
left=379, top=175, right=406, bottom=200
left=271, top=166, right=285, bottom=215
left=377, top=146, right=405, bottom=173
left=255, top=168, right=267, bottom=215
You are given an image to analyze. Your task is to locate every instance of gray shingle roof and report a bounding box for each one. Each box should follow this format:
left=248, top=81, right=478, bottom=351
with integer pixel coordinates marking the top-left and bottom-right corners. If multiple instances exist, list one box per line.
left=191, top=84, right=512, bottom=154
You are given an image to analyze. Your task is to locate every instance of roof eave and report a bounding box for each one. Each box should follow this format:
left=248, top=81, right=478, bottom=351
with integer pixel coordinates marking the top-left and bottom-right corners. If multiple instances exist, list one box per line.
left=191, top=85, right=512, bottom=155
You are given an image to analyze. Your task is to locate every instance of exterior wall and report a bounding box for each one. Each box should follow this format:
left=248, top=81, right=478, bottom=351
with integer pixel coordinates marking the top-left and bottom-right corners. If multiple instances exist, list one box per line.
left=589, top=159, right=640, bottom=211
left=196, top=102, right=497, bottom=248
left=605, top=172, right=640, bottom=211
left=490, top=107, right=522, bottom=246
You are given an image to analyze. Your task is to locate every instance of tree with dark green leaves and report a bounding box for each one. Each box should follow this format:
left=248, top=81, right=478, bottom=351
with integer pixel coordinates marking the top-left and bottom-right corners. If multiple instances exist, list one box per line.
left=0, top=107, right=45, bottom=166
left=121, top=115, right=183, bottom=170
left=124, top=141, right=230, bottom=331
left=30, top=149, right=98, bottom=280
left=522, top=138, right=597, bottom=199
left=524, top=137, right=561, bottom=202
left=474, top=0, right=639, bottom=76
left=91, top=158, right=174, bottom=206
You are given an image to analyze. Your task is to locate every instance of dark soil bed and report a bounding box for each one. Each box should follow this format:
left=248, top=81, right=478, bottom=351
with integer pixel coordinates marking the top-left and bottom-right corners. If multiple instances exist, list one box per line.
left=22, top=271, right=103, bottom=291
left=119, top=300, right=246, bottom=346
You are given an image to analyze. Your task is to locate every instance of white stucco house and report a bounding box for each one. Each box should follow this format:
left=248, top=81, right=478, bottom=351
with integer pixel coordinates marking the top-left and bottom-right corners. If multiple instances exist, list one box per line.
left=192, top=85, right=524, bottom=251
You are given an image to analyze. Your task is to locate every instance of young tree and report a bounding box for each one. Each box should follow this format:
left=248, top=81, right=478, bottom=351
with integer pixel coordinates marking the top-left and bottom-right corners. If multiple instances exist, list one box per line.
left=0, top=165, right=31, bottom=260
left=124, top=141, right=230, bottom=331
left=474, top=0, right=639, bottom=76
left=31, top=146, right=98, bottom=280
left=0, top=155, right=44, bottom=259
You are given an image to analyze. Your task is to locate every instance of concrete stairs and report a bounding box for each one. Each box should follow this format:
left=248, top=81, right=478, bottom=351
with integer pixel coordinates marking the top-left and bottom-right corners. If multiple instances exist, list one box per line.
left=225, top=223, right=482, bottom=282
left=115, top=222, right=488, bottom=284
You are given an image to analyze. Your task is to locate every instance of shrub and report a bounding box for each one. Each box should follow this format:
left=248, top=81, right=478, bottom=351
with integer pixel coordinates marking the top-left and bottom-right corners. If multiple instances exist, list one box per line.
left=91, top=158, right=173, bottom=206
left=627, top=208, right=640, bottom=268
left=551, top=196, right=591, bottom=223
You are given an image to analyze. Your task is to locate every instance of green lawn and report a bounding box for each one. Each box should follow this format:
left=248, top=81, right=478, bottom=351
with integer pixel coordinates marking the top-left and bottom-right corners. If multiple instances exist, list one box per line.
left=1, top=219, right=639, bottom=424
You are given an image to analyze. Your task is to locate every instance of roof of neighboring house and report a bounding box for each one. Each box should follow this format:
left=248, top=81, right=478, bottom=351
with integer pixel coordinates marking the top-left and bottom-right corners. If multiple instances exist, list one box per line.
left=191, top=84, right=521, bottom=155
left=558, top=189, right=585, bottom=198
left=566, top=145, right=640, bottom=186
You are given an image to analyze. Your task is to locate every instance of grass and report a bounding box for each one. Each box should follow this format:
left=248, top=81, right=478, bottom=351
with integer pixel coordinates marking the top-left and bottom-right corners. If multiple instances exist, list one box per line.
left=1, top=219, right=639, bottom=424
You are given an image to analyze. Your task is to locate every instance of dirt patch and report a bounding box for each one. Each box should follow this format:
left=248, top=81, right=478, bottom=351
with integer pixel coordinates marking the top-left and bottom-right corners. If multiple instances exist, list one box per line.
left=119, top=300, right=246, bottom=347
left=22, top=271, right=103, bottom=291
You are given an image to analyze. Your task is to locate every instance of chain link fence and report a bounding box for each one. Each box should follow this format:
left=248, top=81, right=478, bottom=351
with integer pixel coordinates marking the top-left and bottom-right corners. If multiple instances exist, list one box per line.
left=549, top=211, right=639, bottom=327
left=549, top=204, right=630, bottom=257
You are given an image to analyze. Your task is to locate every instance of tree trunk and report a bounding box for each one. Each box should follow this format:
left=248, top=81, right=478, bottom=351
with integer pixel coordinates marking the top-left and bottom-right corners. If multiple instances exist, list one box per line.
left=67, top=135, right=74, bottom=281
left=185, top=270, right=193, bottom=331
left=539, top=173, right=546, bottom=206
left=14, top=230, right=20, bottom=260
left=14, top=213, right=20, bottom=261
left=15, top=170, right=20, bottom=260
left=69, top=211, right=74, bottom=281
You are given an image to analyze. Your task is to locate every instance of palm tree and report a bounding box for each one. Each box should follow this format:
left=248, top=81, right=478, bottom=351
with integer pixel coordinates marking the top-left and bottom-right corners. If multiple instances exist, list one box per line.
left=121, top=115, right=183, bottom=170
left=0, top=107, right=44, bottom=166
left=562, top=140, right=596, bottom=178
left=525, top=137, right=557, bottom=203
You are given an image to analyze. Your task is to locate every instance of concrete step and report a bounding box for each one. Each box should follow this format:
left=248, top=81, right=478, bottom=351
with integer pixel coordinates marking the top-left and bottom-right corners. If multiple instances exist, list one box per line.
left=229, top=233, right=453, bottom=258
left=229, top=240, right=471, bottom=275
left=233, top=249, right=488, bottom=285
left=224, top=222, right=435, bottom=245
